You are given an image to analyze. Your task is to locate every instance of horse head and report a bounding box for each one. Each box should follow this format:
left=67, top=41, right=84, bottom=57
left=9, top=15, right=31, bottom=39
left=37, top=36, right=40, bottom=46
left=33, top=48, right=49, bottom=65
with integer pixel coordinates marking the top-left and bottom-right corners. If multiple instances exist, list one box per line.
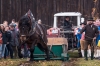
left=18, top=10, right=35, bottom=41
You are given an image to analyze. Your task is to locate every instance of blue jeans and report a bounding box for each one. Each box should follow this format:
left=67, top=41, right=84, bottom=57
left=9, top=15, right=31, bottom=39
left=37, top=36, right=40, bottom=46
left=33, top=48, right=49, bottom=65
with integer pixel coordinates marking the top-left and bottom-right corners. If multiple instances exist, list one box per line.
left=23, top=44, right=29, bottom=58
left=2, top=44, right=6, bottom=57
left=4, top=44, right=13, bottom=58
left=0, top=44, right=2, bottom=58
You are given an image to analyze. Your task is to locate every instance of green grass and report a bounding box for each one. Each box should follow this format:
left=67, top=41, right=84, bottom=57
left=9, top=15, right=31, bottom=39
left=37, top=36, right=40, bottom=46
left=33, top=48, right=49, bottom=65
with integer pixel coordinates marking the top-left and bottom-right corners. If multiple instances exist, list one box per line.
left=0, top=59, right=62, bottom=66
left=67, top=50, right=100, bottom=66
left=68, top=50, right=79, bottom=58
left=75, top=58, right=100, bottom=66
left=1, top=51, right=100, bottom=66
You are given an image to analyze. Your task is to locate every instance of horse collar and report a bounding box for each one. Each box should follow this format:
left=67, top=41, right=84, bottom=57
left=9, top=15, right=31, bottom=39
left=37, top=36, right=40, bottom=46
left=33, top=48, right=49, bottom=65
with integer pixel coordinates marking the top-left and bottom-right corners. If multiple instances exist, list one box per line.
left=29, top=22, right=36, bottom=37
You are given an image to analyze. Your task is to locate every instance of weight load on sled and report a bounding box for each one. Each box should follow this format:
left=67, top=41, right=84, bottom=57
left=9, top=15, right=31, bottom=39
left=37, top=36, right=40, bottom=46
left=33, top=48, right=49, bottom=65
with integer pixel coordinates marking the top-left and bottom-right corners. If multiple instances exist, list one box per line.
left=34, top=38, right=69, bottom=61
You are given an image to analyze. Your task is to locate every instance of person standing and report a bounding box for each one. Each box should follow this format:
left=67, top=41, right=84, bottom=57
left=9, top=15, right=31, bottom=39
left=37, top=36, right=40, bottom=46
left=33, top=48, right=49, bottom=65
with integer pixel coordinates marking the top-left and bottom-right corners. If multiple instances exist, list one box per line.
left=3, top=21, right=8, bottom=28
left=79, top=23, right=86, bottom=57
left=80, top=17, right=99, bottom=60
left=0, top=24, right=7, bottom=58
left=4, top=26, right=13, bottom=59
left=0, top=32, right=3, bottom=59
left=9, top=23, right=19, bottom=58
left=38, top=19, right=42, bottom=24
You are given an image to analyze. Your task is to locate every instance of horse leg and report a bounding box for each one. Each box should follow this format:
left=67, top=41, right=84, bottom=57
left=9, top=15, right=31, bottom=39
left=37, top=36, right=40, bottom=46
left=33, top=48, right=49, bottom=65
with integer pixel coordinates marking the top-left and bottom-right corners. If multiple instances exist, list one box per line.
left=29, top=41, right=36, bottom=61
left=45, top=46, right=50, bottom=61
left=37, top=43, right=44, bottom=51
left=37, top=43, right=50, bottom=61
left=18, top=43, right=23, bottom=58
left=29, top=48, right=34, bottom=61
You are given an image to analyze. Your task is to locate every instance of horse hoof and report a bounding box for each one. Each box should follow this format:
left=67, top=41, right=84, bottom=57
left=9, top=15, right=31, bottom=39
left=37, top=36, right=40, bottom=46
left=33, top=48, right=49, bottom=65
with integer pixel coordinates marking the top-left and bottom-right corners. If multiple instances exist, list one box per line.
left=45, top=58, right=50, bottom=61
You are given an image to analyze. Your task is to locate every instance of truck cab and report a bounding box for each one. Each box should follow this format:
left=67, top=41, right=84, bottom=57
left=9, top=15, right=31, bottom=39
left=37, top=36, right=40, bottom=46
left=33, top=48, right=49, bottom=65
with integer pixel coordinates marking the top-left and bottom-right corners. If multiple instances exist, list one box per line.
left=53, top=12, right=82, bottom=29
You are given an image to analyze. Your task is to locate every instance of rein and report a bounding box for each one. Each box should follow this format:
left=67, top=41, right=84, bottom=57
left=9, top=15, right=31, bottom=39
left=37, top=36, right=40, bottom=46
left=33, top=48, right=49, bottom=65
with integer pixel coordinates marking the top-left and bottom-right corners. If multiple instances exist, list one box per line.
left=27, top=15, right=36, bottom=36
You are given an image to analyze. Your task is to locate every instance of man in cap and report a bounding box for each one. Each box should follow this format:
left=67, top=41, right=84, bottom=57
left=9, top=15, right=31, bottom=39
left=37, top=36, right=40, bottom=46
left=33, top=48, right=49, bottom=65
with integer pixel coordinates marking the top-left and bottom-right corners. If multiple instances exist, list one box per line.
left=80, top=17, right=99, bottom=60
left=9, top=23, right=19, bottom=58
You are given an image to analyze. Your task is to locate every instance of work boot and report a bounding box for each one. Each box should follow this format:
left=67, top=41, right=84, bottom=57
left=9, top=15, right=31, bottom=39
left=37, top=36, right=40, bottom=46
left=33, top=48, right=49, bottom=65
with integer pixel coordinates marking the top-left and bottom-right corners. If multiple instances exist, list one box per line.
left=91, top=46, right=94, bottom=60
left=91, top=52, right=94, bottom=60
left=78, top=48, right=82, bottom=57
left=84, top=50, right=88, bottom=61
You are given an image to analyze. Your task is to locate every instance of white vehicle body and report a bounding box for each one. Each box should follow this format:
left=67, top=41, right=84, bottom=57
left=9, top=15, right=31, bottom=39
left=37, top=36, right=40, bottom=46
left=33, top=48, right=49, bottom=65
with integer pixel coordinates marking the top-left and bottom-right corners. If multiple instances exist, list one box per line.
left=53, top=12, right=82, bottom=28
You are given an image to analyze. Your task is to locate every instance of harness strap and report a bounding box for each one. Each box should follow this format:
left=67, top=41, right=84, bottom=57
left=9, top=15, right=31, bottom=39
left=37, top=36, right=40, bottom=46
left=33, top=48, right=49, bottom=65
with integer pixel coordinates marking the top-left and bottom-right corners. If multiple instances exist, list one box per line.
left=36, top=23, right=44, bottom=38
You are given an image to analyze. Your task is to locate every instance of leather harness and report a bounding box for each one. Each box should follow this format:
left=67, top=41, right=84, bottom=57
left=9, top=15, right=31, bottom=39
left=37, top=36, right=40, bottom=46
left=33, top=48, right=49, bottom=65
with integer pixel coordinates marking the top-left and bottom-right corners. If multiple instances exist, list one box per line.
left=21, top=15, right=44, bottom=44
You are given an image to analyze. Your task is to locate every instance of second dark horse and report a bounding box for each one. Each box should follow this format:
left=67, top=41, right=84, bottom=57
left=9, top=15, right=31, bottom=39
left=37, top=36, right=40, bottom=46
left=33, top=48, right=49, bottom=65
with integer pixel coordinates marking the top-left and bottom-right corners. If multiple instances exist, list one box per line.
left=18, top=10, right=50, bottom=61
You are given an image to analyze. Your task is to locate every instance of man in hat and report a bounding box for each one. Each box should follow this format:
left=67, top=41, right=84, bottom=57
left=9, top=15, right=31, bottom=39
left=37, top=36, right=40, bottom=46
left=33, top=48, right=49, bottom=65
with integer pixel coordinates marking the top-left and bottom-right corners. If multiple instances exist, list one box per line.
left=80, top=17, right=99, bottom=60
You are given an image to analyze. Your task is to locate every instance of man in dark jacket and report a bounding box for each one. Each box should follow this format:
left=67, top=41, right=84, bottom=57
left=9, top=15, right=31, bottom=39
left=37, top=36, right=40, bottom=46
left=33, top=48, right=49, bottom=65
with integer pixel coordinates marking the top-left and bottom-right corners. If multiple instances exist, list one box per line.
left=63, top=16, right=72, bottom=30
left=80, top=17, right=99, bottom=60
left=9, top=23, right=19, bottom=58
left=4, top=26, right=13, bottom=59
left=63, top=16, right=73, bottom=50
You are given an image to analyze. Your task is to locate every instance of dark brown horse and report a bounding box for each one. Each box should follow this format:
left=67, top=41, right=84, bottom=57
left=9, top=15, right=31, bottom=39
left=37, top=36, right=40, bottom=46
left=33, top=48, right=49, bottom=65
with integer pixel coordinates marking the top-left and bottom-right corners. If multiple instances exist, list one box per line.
left=18, top=10, right=50, bottom=61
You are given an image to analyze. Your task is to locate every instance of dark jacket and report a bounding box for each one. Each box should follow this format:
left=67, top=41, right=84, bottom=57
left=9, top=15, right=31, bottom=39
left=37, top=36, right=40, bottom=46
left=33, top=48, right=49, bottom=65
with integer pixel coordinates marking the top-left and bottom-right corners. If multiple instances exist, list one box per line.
left=1, top=31, right=12, bottom=44
left=10, top=28, right=19, bottom=46
left=63, top=20, right=72, bottom=30
left=80, top=24, right=99, bottom=41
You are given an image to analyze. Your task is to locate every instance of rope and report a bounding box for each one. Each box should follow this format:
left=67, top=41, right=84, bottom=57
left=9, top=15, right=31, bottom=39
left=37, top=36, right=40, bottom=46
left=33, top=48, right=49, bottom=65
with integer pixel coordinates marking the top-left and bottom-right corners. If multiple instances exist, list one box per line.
left=42, top=24, right=53, bottom=28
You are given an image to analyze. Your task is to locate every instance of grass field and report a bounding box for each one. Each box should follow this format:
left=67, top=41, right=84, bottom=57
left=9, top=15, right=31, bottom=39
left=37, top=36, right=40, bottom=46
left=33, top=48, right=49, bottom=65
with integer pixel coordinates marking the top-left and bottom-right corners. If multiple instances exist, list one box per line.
left=0, top=51, right=100, bottom=66
left=75, top=58, right=100, bottom=66
left=0, top=59, right=62, bottom=66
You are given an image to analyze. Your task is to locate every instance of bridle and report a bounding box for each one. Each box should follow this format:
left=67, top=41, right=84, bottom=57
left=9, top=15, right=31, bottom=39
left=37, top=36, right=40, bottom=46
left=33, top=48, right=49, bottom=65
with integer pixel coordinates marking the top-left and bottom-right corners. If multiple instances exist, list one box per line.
left=20, top=15, right=36, bottom=43
left=20, top=15, right=44, bottom=44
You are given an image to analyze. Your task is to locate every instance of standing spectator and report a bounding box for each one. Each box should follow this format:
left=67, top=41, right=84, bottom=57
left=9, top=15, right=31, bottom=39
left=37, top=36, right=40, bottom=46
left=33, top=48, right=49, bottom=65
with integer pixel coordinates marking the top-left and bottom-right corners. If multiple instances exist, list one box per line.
left=10, top=19, right=16, bottom=28
left=38, top=19, right=42, bottom=24
left=94, top=19, right=100, bottom=45
left=9, top=23, right=19, bottom=58
left=0, top=32, right=2, bottom=59
left=0, top=24, right=7, bottom=58
left=80, top=23, right=86, bottom=57
left=3, top=21, right=8, bottom=28
left=15, top=22, right=19, bottom=31
left=4, top=26, right=13, bottom=59
left=76, top=27, right=82, bottom=57
left=11, top=19, right=16, bottom=23
left=80, top=17, right=99, bottom=60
